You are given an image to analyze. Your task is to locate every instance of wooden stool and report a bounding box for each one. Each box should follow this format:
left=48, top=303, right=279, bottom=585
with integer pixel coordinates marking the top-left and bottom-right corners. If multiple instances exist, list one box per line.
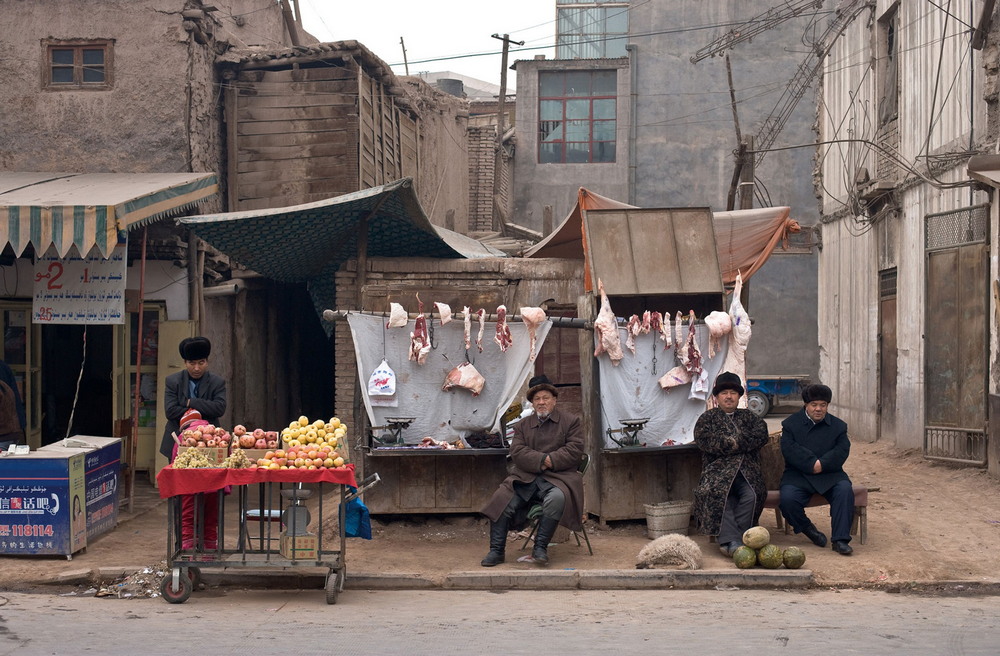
left=763, top=485, right=868, bottom=544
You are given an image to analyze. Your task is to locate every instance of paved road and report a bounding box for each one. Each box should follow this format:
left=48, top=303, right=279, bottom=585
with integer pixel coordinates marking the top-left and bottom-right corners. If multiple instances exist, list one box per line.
left=2, top=588, right=997, bottom=655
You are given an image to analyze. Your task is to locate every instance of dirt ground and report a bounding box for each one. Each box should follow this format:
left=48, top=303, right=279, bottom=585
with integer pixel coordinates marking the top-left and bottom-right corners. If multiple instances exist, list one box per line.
left=2, top=439, right=1000, bottom=591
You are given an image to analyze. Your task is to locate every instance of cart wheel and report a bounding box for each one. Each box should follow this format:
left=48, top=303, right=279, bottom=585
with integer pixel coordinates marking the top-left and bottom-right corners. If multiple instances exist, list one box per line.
left=325, top=570, right=340, bottom=605
left=160, top=571, right=193, bottom=604
left=747, top=391, right=771, bottom=418
left=186, top=567, right=202, bottom=589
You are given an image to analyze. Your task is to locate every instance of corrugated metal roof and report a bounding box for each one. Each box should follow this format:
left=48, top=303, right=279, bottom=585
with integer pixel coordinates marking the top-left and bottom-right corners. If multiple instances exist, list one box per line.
left=0, top=172, right=218, bottom=258
left=179, top=178, right=504, bottom=328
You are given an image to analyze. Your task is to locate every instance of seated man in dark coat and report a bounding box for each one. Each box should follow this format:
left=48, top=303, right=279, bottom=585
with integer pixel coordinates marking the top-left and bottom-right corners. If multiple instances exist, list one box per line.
left=779, top=383, right=856, bottom=555
left=480, top=375, right=584, bottom=567
left=693, top=371, right=770, bottom=556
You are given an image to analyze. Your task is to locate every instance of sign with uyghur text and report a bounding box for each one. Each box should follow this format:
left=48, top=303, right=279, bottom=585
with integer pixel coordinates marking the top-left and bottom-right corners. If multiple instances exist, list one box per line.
left=32, top=245, right=126, bottom=324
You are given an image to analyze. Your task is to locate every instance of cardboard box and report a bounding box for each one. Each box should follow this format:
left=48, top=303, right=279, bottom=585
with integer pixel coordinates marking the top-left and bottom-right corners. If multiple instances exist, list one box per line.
left=180, top=445, right=229, bottom=466
left=239, top=448, right=270, bottom=464
left=280, top=533, right=318, bottom=560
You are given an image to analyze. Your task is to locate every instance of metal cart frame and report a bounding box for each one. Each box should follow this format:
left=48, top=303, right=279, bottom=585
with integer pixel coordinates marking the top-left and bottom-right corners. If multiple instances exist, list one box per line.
left=157, top=467, right=377, bottom=604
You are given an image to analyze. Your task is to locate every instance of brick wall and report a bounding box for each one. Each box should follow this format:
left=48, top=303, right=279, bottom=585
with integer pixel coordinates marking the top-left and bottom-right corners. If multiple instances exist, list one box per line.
left=467, top=125, right=496, bottom=232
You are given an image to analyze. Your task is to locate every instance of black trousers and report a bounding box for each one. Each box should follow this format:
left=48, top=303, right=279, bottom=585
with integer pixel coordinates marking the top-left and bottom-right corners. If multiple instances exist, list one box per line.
left=779, top=479, right=855, bottom=543
left=718, top=472, right=757, bottom=545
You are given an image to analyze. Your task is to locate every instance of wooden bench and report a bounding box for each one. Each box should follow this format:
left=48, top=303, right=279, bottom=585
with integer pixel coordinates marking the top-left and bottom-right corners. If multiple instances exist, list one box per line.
left=763, top=485, right=869, bottom=544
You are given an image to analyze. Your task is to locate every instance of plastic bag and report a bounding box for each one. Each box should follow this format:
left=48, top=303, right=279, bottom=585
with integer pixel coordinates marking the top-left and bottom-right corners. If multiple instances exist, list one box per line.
left=368, top=359, right=398, bottom=407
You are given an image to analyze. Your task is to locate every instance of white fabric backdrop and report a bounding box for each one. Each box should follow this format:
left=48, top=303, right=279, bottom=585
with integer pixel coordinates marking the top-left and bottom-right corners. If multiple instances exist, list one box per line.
left=596, top=327, right=729, bottom=448
left=346, top=313, right=552, bottom=442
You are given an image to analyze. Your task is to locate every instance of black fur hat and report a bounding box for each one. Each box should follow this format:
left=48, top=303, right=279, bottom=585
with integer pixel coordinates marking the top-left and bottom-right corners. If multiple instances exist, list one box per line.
left=802, top=384, right=832, bottom=404
left=527, top=374, right=558, bottom=401
left=179, top=336, right=211, bottom=361
left=711, top=371, right=744, bottom=397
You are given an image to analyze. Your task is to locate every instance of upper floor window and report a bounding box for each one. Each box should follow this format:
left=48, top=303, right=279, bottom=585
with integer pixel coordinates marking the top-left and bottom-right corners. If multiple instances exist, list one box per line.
left=43, top=39, right=113, bottom=90
left=538, top=70, right=617, bottom=164
left=556, top=2, right=629, bottom=59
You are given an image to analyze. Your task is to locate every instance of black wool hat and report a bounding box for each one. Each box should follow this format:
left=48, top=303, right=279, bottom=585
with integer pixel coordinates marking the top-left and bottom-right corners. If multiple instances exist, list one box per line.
left=711, top=371, right=744, bottom=397
left=179, top=336, right=211, bottom=361
left=526, top=374, right=558, bottom=401
left=802, top=384, right=832, bottom=404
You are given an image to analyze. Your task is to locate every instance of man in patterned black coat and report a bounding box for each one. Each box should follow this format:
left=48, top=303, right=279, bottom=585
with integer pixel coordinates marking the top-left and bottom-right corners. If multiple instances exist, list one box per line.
left=693, top=371, right=769, bottom=556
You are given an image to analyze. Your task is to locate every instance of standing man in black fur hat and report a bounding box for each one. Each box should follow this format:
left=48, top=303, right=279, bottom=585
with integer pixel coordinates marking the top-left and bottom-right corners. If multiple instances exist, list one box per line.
left=693, top=371, right=770, bottom=556
left=479, top=374, right=585, bottom=567
left=779, top=383, right=855, bottom=555
left=159, top=336, right=227, bottom=550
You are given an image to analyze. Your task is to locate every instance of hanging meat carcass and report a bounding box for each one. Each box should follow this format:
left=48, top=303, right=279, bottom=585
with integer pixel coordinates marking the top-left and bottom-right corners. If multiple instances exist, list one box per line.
left=462, top=306, right=472, bottom=351
left=519, top=306, right=547, bottom=362
left=386, top=302, right=407, bottom=329
left=442, top=361, right=485, bottom=396
left=434, top=302, right=453, bottom=325
left=658, top=364, right=692, bottom=390
left=593, top=279, right=624, bottom=366
left=704, top=310, right=733, bottom=359
left=625, top=314, right=642, bottom=355
left=721, top=272, right=752, bottom=409
left=408, top=295, right=431, bottom=364
left=475, top=309, right=486, bottom=353
left=650, top=311, right=671, bottom=350
left=679, top=310, right=702, bottom=374
left=494, top=305, right=513, bottom=352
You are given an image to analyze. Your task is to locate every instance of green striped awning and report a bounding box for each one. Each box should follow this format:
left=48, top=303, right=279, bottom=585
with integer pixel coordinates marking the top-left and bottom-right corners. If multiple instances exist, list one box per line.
left=0, top=172, right=218, bottom=258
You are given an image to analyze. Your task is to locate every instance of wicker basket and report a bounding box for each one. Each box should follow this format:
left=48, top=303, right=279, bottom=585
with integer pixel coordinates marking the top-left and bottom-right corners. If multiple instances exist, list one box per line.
left=644, top=500, right=693, bottom=538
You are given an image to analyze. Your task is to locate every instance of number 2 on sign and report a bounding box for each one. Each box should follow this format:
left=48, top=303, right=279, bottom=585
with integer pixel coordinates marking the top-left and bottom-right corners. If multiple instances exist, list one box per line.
left=45, top=262, right=63, bottom=289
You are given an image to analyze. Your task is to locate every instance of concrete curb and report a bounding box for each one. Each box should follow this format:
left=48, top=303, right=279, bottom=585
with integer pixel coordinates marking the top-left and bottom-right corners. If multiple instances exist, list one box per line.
left=61, top=566, right=813, bottom=591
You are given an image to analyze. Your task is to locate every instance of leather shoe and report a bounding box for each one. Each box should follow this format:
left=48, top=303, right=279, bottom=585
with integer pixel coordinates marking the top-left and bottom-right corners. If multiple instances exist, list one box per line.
left=802, top=525, right=827, bottom=548
left=831, top=540, right=853, bottom=555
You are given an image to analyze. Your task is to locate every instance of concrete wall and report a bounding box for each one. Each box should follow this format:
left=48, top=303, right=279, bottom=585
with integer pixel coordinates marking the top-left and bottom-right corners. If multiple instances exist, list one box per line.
left=512, top=1, right=820, bottom=379
left=0, top=0, right=285, bottom=179
left=511, top=58, right=631, bottom=230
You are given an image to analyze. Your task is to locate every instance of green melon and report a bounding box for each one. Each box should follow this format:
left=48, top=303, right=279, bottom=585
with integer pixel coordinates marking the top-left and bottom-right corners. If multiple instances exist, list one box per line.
left=732, top=545, right=757, bottom=569
left=782, top=546, right=806, bottom=569
left=757, top=543, right=784, bottom=569
left=742, top=526, right=770, bottom=550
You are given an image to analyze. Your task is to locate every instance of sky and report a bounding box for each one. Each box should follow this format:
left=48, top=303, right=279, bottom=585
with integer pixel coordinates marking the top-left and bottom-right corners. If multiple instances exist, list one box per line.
left=297, top=0, right=557, bottom=88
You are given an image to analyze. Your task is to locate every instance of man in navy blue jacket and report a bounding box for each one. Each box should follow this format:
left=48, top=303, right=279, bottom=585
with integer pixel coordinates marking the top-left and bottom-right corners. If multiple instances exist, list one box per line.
left=779, top=384, right=856, bottom=555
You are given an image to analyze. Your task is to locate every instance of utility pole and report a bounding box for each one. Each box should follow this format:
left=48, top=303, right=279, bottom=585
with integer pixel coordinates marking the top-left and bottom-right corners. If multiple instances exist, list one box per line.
left=399, top=37, right=410, bottom=75
left=490, top=33, right=523, bottom=233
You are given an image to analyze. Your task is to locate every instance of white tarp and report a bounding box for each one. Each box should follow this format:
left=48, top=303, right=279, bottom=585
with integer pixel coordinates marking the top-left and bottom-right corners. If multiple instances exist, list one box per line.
left=596, top=327, right=729, bottom=448
left=346, top=313, right=552, bottom=442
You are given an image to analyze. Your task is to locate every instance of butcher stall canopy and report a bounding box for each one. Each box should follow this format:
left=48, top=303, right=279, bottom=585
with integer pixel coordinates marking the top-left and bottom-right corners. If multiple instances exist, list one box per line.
left=0, top=172, right=219, bottom=258
left=179, top=178, right=504, bottom=326
left=525, top=187, right=801, bottom=291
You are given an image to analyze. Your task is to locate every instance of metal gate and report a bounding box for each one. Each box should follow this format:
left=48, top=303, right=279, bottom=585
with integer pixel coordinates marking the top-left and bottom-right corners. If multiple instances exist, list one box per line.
left=923, top=205, right=989, bottom=465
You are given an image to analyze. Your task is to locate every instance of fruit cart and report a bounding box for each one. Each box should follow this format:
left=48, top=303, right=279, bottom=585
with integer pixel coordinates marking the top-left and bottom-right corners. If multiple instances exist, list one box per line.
left=155, top=465, right=377, bottom=604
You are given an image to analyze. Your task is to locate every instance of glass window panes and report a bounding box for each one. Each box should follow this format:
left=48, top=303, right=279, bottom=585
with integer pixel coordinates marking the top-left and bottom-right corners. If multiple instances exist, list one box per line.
left=537, top=70, right=617, bottom=164
left=566, top=99, right=590, bottom=120
left=540, top=143, right=564, bottom=163
left=593, top=119, right=616, bottom=141
left=565, top=71, right=592, bottom=96
left=593, top=98, right=615, bottom=119
left=565, top=119, right=590, bottom=141
left=540, top=99, right=564, bottom=120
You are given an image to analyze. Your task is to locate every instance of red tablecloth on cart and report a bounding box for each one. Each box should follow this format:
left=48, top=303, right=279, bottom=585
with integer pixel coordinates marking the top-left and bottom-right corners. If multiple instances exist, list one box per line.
left=156, top=464, right=358, bottom=498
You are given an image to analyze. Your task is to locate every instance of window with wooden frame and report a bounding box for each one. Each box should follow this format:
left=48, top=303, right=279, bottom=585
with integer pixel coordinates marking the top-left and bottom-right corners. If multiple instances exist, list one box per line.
left=43, top=39, right=113, bottom=90
left=538, top=70, right=617, bottom=164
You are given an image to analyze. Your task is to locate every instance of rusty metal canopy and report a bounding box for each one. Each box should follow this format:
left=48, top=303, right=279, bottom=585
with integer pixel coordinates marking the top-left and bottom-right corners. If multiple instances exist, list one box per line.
left=582, top=207, right=725, bottom=296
